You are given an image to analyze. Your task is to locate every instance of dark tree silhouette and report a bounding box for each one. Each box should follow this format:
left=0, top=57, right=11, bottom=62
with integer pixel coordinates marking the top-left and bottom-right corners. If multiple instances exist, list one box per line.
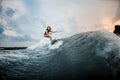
left=113, top=25, right=120, bottom=35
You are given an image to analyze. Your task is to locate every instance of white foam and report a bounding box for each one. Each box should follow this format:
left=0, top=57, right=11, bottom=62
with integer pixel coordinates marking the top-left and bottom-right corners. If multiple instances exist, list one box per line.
left=27, top=38, right=50, bottom=50
left=0, top=52, right=29, bottom=60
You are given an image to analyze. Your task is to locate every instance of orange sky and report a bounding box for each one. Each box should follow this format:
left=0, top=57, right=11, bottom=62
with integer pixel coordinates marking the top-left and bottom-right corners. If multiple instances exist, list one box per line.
left=102, top=17, right=120, bottom=32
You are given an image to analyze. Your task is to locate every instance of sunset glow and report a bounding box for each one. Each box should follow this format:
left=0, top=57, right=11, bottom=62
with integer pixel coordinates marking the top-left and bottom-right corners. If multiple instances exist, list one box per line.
left=102, top=17, right=120, bottom=32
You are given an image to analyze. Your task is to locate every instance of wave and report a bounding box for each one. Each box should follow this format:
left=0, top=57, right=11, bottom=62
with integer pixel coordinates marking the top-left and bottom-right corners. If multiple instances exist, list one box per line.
left=27, top=39, right=49, bottom=50
left=0, top=30, right=120, bottom=80
left=27, top=38, right=63, bottom=50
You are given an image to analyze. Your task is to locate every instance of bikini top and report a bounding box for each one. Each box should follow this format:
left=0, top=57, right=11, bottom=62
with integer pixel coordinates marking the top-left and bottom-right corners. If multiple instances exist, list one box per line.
left=44, top=29, right=51, bottom=35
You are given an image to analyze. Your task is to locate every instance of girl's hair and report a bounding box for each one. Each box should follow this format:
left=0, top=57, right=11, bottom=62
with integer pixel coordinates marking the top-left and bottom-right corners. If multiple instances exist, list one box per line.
left=47, top=26, right=51, bottom=30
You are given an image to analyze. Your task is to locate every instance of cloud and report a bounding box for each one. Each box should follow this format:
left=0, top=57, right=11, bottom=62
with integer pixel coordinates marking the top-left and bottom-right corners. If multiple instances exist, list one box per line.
left=0, top=18, right=23, bottom=37
left=0, top=0, right=26, bottom=33
left=2, top=0, right=27, bottom=20
left=3, top=29, right=23, bottom=37
left=0, top=23, right=36, bottom=47
left=38, top=0, right=119, bottom=36
left=0, top=0, right=36, bottom=47
left=0, top=6, right=2, bottom=13
left=0, top=27, right=4, bottom=33
left=5, top=8, right=15, bottom=17
left=113, top=0, right=120, bottom=22
left=0, top=34, right=36, bottom=47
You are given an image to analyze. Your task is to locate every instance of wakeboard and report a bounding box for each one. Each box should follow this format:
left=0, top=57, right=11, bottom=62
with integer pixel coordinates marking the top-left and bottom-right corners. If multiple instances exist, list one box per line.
left=51, top=39, right=58, bottom=45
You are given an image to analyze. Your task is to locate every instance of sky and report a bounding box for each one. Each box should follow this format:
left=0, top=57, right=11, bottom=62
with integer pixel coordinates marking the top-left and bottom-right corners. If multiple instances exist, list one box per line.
left=0, top=0, right=120, bottom=47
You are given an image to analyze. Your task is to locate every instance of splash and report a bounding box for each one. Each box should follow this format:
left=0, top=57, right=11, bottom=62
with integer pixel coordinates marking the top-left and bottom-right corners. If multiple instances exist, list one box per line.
left=28, top=38, right=63, bottom=50
left=49, top=40, right=63, bottom=49
left=27, top=38, right=50, bottom=50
